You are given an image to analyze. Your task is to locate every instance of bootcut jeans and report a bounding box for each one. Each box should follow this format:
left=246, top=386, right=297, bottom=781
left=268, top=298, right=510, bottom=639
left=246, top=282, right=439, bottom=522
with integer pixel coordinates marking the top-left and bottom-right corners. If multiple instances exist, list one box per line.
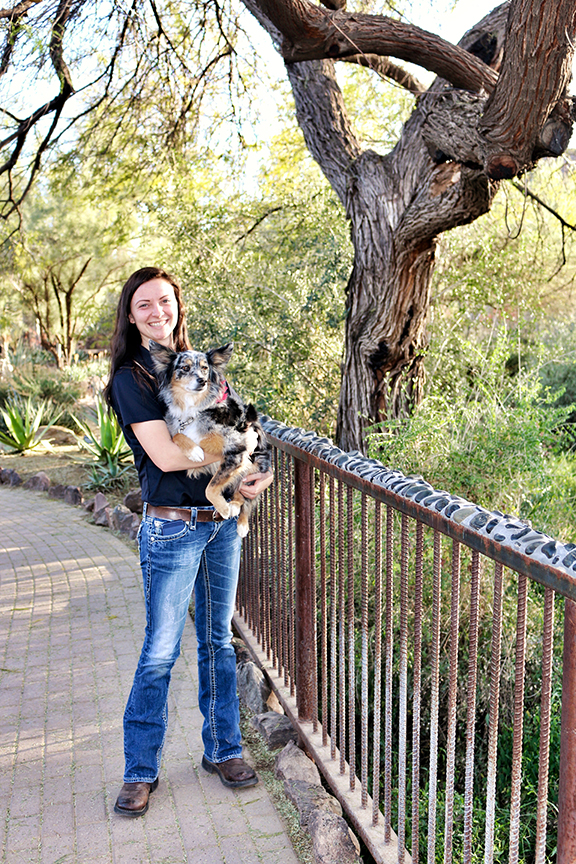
left=123, top=505, right=243, bottom=782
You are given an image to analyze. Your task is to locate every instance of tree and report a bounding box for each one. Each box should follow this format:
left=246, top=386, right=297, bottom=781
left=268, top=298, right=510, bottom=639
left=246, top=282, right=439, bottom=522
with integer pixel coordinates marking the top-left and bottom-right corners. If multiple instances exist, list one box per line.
left=2, top=175, right=132, bottom=366
left=1, top=0, right=575, bottom=447
left=239, top=0, right=576, bottom=448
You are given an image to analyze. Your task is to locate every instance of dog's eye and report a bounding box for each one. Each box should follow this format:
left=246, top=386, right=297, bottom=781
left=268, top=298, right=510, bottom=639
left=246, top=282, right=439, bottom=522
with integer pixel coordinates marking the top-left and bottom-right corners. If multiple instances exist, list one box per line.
left=181, top=364, right=190, bottom=373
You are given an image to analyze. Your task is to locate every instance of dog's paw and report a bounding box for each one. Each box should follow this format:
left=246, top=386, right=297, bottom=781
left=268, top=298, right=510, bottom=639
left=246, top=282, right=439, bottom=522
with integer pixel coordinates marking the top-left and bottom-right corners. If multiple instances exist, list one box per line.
left=228, top=501, right=242, bottom=518
left=187, top=445, right=205, bottom=463
left=236, top=520, right=250, bottom=538
left=216, top=503, right=231, bottom=519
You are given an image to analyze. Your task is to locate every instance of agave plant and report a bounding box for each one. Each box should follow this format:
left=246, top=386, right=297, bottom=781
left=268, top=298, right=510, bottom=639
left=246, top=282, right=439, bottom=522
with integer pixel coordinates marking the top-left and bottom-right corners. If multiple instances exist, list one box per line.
left=84, top=453, right=137, bottom=492
left=0, top=395, right=62, bottom=453
left=73, top=395, right=132, bottom=467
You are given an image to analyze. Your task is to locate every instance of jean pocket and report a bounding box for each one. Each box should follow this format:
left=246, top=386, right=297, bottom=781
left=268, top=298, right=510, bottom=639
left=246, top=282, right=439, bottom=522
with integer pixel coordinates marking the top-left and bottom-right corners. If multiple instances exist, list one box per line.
left=150, top=518, right=189, bottom=541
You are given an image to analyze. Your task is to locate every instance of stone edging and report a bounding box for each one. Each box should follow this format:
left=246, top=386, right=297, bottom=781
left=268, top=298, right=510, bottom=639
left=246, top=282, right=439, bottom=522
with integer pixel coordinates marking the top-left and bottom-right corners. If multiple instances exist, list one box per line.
left=0, top=467, right=142, bottom=540
left=234, top=641, right=363, bottom=864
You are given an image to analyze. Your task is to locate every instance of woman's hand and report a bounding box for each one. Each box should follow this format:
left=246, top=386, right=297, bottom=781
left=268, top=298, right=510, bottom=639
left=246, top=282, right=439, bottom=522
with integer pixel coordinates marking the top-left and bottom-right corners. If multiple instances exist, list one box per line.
left=239, top=471, right=274, bottom=500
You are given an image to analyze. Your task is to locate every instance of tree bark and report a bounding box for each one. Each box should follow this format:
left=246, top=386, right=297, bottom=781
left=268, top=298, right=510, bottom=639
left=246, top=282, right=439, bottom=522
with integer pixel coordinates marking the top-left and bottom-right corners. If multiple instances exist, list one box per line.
left=480, top=0, right=576, bottom=178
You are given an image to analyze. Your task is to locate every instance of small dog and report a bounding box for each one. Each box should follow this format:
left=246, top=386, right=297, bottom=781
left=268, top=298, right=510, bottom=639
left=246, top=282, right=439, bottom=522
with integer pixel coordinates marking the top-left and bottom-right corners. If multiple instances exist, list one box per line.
left=149, top=340, right=271, bottom=537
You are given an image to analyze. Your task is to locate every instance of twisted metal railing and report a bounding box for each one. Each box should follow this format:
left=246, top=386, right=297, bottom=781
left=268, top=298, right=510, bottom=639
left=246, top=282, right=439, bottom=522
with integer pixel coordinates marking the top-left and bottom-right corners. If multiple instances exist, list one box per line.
left=233, top=418, right=576, bottom=864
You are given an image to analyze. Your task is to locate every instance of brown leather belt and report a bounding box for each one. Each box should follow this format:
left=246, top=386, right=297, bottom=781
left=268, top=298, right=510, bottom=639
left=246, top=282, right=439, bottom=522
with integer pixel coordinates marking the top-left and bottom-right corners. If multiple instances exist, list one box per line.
left=146, top=504, right=223, bottom=522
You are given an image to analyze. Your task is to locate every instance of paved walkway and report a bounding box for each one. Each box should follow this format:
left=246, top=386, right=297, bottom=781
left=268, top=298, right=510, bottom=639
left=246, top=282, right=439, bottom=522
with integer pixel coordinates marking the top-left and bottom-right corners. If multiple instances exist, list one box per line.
left=0, top=486, right=300, bottom=864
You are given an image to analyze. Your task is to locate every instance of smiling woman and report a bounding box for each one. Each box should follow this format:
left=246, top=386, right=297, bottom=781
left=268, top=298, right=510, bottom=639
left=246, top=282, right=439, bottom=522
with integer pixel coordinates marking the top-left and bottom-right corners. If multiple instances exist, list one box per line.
left=102, top=266, right=273, bottom=817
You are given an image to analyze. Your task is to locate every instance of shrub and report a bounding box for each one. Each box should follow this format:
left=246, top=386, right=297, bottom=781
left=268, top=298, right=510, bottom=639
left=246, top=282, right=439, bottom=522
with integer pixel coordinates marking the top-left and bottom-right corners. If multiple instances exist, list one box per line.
left=73, top=395, right=132, bottom=467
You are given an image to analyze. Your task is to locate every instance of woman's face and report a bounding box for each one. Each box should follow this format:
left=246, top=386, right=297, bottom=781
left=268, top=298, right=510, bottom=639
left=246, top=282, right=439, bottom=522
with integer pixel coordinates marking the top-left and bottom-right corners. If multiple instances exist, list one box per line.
left=129, top=278, right=179, bottom=349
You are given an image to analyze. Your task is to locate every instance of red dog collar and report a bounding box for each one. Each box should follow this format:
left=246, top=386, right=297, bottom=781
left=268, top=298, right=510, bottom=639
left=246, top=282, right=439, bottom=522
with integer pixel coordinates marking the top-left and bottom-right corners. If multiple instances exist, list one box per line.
left=215, top=382, right=229, bottom=404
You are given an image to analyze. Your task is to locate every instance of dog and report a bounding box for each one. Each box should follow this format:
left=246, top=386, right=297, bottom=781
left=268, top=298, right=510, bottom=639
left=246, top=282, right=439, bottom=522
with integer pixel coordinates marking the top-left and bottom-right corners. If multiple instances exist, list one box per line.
left=148, top=340, right=271, bottom=537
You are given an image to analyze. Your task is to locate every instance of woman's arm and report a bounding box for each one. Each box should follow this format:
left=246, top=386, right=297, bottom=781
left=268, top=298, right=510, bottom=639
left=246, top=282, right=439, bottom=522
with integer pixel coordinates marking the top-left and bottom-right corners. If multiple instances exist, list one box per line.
left=131, top=420, right=220, bottom=473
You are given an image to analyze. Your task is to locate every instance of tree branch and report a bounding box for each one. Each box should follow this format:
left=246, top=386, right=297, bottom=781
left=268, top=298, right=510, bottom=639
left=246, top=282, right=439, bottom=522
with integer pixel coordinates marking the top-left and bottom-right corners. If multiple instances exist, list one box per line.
left=511, top=179, right=576, bottom=232
left=339, top=53, right=425, bottom=94
left=245, top=0, right=498, bottom=93
left=49, top=0, right=75, bottom=92
left=285, top=58, right=362, bottom=204
left=0, top=0, right=42, bottom=18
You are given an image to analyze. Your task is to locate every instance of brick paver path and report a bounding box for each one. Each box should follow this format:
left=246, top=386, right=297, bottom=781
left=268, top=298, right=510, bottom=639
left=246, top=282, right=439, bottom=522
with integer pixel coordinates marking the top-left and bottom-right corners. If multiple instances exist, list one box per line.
left=0, top=486, right=299, bottom=864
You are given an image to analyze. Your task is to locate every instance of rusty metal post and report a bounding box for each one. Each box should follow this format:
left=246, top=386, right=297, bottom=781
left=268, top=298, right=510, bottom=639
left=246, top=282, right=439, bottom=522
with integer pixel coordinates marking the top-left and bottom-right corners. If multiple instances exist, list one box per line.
left=294, top=459, right=315, bottom=721
left=558, top=597, right=576, bottom=863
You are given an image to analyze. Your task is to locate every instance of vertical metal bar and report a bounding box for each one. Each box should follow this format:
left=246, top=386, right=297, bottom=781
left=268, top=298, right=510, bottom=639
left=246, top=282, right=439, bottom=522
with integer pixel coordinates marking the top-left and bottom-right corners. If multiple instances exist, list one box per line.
left=397, top=514, right=409, bottom=864
left=443, top=540, right=461, bottom=864
left=427, top=530, right=442, bottom=864
left=288, top=456, right=295, bottom=695
left=262, top=490, right=270, bottom=659
left=270, top=466, right=278, bottom=670
left=338, top=480, right=346, bottom=775
left=509, top=572, right=528, bottom=864
left=330, top=476, right=337, bottom=760
left=558, top=597, right=576, bottom=864
left=239, top=530, right=246, bottom=621
left=384, top=506, right=394, bottom=842
left=294, top=459, right=315, bottom=721
left=361, top=493, right=369, bottom=809
left=311, top=468, right=318, bottom=734
left=372, top=500, right=383, bottom=827
left=463, top=550, right=481, bottom=864
left=280, top=451, right=289, bottom=687
left=274, top=447, right=282, bottom=673
left=411, top=520, right=423, bottom=864
left=255, top=498, right=261, bottom=641
left=534, top=586, right=554, bottom=864
left=320, top=473, right=328, bottom=746
left=245, top=528, right=251, bottom=623
left=484, top=561, right=504, bottom=864
left=347, top=486, right=356, bottom=789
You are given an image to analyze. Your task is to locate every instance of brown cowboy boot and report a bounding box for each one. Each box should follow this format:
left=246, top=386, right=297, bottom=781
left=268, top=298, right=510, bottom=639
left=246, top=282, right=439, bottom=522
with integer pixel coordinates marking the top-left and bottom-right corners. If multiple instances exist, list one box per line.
left=114, top=778, right=159, bottom=817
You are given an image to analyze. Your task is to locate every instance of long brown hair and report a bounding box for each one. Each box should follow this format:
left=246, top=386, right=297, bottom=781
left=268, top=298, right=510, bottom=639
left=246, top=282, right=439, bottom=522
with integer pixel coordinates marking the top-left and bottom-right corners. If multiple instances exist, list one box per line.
left=103, top=266, right=189, bottom=406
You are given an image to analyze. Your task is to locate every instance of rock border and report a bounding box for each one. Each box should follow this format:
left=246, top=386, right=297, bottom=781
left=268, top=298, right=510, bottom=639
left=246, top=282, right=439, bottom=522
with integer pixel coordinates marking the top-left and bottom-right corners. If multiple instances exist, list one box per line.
left=234, top=642, right=363, bottom=864
left=0, top=466, right=143, bottom=541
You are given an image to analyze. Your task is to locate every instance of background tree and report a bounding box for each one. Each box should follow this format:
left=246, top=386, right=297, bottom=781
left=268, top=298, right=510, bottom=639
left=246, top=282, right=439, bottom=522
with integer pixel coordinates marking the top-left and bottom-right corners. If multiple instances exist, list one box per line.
left=2, top=170, right=133, bottom=366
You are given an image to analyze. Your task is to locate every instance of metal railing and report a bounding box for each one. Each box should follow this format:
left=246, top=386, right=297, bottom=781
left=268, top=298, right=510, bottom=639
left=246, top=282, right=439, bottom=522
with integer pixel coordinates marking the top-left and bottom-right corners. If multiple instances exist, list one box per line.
left=233, top=418, right=576, bottom=864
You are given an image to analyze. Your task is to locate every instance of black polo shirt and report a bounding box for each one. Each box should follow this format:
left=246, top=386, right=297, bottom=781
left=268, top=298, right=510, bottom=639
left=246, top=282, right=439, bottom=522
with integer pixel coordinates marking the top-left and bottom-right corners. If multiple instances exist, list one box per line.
left=110, top=345, right=211, bottom=507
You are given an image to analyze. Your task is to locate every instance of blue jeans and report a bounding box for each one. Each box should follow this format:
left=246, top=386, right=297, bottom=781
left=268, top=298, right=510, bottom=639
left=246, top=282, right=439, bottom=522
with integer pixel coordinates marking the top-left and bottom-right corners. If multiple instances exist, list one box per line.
left=123, top=507, right=243, bottom=782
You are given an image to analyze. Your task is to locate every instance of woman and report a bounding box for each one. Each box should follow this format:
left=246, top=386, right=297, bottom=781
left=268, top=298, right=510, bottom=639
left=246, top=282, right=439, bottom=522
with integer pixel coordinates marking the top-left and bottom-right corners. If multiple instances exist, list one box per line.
left=104, top=266, right=273, bottom=817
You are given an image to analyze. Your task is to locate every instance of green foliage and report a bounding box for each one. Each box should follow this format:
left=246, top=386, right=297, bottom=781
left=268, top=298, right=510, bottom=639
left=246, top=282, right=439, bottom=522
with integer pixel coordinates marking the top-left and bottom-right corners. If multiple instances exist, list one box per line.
left=9, top=369, right=82, bottom=429
left=157, top=158, right=350, bottom=436
left=367, top=328, right=573, bottom=522
left=0, top=162, right=134, bottom=367
left=73, top=396, right=132, bottom=467
left=83, top=455, right=137, bottom=493
left=0, top=394, right=61, bottom=452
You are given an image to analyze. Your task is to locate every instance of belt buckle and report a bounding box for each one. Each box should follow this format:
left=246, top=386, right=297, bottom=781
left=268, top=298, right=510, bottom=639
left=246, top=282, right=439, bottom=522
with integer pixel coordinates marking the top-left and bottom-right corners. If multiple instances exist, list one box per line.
left=211, top=509, right=220, bottom=522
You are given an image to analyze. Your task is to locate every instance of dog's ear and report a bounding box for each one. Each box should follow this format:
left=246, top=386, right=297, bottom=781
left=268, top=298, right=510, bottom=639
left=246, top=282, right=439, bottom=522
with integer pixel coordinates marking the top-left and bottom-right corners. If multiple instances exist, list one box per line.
left=148, top=341, right=176, bottom=382
left=245, top=403, right=258, bottom=423
left=207, top=343, right=233, bottom=370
